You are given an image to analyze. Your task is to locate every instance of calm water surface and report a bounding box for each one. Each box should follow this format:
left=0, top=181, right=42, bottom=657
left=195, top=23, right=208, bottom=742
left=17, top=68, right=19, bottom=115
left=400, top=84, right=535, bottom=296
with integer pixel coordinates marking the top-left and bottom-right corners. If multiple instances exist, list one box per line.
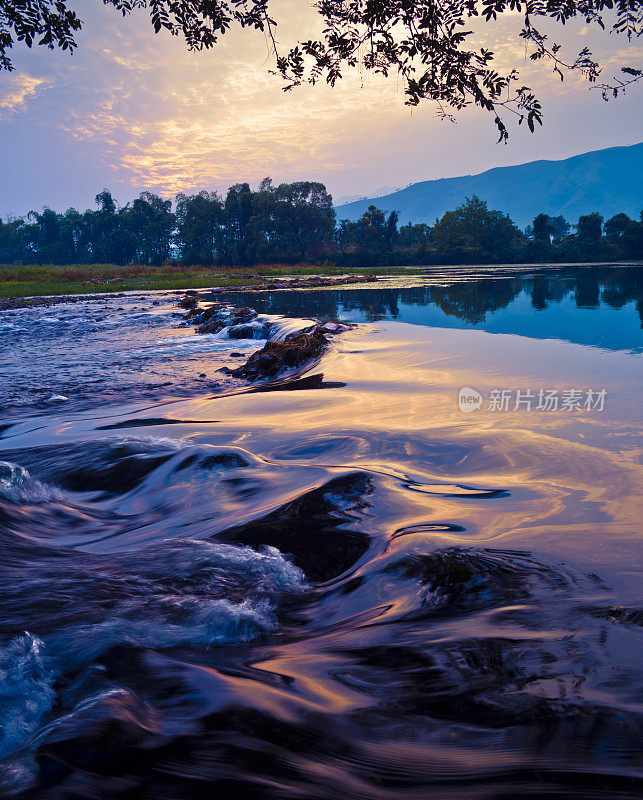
left=0, top=266, right=641, bottom=798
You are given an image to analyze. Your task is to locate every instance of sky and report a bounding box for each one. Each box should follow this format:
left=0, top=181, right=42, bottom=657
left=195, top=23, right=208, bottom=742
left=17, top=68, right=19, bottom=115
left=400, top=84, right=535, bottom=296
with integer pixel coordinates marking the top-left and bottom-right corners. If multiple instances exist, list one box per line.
left=0, top=0, right=641, bottom=217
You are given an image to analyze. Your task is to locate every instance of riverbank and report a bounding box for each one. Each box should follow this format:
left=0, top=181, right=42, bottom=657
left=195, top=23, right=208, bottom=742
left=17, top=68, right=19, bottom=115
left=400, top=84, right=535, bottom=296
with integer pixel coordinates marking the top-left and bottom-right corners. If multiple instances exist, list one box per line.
left=0, top=263, right=397, bottom=300
left=2, top=260, right=640, bottom=303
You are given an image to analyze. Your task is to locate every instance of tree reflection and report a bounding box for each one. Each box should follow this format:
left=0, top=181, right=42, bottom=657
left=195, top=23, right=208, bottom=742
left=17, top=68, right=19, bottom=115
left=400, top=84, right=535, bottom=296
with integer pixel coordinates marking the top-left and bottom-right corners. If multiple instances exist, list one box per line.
left=219, top=266, right=643, bottom=333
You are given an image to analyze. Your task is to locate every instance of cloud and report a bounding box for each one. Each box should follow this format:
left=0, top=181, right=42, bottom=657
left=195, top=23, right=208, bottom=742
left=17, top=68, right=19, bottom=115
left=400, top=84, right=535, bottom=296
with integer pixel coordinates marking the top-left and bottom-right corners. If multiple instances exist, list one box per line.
left=47, top=12, right=407, bottom=198
left=0, top=0, right=640, bottom=215
left=0, top=75, right=50, bottom=114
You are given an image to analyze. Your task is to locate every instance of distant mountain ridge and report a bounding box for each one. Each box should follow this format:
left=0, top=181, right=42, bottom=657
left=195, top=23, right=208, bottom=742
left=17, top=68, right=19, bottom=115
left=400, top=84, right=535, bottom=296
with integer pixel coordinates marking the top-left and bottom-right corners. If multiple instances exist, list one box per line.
left=335, top=143, right=643, bottom=229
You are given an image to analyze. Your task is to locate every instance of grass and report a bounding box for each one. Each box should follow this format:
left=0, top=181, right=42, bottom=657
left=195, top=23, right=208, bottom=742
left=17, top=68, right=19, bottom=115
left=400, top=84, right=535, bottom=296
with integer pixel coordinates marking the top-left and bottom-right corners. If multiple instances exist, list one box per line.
left=0, top=262, right=428, bottom=299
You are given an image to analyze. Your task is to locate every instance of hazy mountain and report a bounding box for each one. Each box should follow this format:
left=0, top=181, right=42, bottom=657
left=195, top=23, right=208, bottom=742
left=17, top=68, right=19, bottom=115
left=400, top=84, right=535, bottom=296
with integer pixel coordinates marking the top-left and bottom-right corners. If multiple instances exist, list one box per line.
left=335, top=143, right=643, bottom=229
left=333, top=186, right=401, bottom=206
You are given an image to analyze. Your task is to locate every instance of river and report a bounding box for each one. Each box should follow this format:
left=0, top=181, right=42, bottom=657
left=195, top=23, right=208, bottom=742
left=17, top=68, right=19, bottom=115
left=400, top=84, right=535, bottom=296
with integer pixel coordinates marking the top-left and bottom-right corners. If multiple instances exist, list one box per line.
left=0, top=265, right=641, bottom=798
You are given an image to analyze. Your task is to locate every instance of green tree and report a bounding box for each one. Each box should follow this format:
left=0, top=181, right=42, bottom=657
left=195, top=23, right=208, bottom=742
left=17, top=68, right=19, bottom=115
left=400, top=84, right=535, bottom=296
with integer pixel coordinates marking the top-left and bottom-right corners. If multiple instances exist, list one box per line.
left=175, top=192, right=224, bottom=265
left=550, top=216, right=571, bottom=244
left=397, top=222, right=432, bottom=252
left=575, top=212, right=604, bottom=247
left=26, top=208, right=67, bottom=264
left=621, top=214, right=643, bottom=259
left=431, top=195, right=521, bottom=257
left=604, top=213, right=632, bottom=243
left=123, top=192, right=175, bottom=265
left=0, top=216, right=29, bottom=263
left=526, top=212, right=555, bottom=259
left=245, top=180, right=335, bottom=262
left=60, top=207, right=91, bottom=262
left=95, top=189, right=116, bottom=216
left=354, top=205, right=389, bottom=252
left=532, top=213, right=555, bottom=243
left=223, top=183, right=254, bottom=264
left=86, top=190, right=129, bottom=263
left=385, top=211, right=399, bottom=252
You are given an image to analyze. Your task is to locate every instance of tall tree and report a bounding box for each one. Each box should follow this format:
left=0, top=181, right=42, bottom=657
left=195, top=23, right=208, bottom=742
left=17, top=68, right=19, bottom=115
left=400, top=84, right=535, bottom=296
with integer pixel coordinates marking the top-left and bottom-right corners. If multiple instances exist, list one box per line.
left=175, top=192, right=225, bottom=265
left=620, top=213, right=643, bottom=258
left=532, top=213, right=555, bottom=243
left=87, top=190, right=127, bottom=263
left=550, top=215, right=571, bottom=244
left=385, top=211, right=399, bottom=252
left=604, top=212, right=632, bottom=243
left=431, top=195, right=521, bottom=256
left=575, top=212, right=604, bottom=247
left=356, top=205, right=389, bottom=252
left=223, top=183, right=254, bottom=264
left=124, top=192, right=175, bottom=265
left=397, top=222, right=432, bottom=252
left=0, top=216, right=29, bottom=263
left=246, top=181, right=335, bottom=261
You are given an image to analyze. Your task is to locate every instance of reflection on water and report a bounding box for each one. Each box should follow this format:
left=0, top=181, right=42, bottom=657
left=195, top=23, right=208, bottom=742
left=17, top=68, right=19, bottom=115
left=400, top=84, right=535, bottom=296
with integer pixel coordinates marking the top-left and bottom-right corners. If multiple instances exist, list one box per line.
left=219, top=265, right=643, bottom=352
left=0, top=266, right=641, bottom=799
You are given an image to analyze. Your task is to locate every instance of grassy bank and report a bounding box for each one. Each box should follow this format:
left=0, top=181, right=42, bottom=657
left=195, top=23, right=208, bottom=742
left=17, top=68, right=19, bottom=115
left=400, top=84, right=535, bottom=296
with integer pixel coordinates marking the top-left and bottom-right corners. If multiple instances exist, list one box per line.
left=0, top=262, right=406, bottom=299
left=4, top=260, right=636, bottom=300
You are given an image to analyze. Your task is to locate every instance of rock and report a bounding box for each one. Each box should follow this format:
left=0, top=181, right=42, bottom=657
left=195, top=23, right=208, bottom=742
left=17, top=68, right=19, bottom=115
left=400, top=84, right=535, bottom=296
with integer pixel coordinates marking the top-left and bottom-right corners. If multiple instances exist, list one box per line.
left=229, top=351, right=245, bottom=357
left=179, top=293, right=199, bottom=310
left=192, top=304, right=259, bottom=336
left=231, top=328, right=328, bottom=381
left=254, top=353, right=280, bottom=375
left=197, top=319, right=227, bottom=335
left=231, top=306, right=258, bottom=323
left=193, top=304, right=224, bottom=325
left=319, top=321, right=353, bottom=334
left=227, top=324, right=257, bottom=339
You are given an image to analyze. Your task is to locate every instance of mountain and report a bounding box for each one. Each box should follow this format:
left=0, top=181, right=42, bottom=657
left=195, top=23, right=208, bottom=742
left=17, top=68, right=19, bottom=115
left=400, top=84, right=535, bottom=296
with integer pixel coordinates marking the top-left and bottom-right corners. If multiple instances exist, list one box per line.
left=333, top=186, right=401, bottom=206
left=335, top=143, right=643, bottom=229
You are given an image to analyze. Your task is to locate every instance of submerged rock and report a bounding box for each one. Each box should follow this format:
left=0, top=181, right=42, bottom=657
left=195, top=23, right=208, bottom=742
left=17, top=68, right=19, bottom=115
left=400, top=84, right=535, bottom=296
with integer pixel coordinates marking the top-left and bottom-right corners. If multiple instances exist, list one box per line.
left=178, top=292, right=199, bottom=310
left=319, top=321, right=353, bottom=334
left=191, top=304, right=259, bottom=334
left=227, top=323, right=260, bottom=339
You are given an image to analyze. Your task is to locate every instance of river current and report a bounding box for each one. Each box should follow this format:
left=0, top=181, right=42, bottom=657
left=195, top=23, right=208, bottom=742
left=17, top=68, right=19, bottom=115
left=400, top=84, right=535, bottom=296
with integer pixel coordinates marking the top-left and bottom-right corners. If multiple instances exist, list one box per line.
left=0, top=265, right=641, bottom=798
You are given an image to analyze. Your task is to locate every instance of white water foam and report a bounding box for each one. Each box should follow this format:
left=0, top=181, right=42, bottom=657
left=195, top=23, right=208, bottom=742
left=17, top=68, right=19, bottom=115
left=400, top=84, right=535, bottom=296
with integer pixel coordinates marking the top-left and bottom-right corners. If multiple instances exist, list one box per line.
left=0, top=538, right=308, bottom=793
left=0, top=633, right=55, bottom=759
left=49, top=540, right=308, bottom=666
left=0, top=462, right=60, bottom=503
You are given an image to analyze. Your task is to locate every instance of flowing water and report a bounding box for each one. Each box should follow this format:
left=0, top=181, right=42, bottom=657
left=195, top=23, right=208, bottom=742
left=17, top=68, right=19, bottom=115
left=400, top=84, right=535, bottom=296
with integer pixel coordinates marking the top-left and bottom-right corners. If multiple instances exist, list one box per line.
left=0, top=265, right=641, bottom=799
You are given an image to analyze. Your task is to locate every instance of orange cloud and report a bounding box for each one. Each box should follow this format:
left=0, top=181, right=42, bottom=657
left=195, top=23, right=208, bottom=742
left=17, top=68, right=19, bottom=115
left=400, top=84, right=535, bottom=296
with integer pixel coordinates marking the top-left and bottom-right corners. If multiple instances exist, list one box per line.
left=0, top=75, right=50, bottom=114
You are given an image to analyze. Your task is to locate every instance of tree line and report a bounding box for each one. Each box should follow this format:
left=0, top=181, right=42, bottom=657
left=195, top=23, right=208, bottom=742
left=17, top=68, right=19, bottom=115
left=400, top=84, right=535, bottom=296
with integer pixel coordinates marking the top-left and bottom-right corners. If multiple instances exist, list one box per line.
left=0, top=180, right=334, bottom=267
left=1, top=183, right=642, bottom=267
left=336, top=197, right=643, bottom=265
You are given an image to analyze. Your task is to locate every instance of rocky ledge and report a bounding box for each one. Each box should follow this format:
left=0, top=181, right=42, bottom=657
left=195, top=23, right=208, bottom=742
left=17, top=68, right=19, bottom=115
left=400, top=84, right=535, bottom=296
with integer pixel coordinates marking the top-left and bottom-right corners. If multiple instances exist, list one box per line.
left=184, top=298, right=263, bottom=337
left=219, top=273, right=376, bottom=291
left=0, top=293, right=129, bottom=311
left=178, top=291, right=353, bottom=382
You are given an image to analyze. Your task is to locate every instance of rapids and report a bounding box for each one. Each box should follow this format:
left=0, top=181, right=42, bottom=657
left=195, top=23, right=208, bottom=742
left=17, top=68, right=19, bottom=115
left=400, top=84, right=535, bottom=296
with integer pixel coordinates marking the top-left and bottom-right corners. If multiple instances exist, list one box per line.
left=0, top=265, right=641, bottom=799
